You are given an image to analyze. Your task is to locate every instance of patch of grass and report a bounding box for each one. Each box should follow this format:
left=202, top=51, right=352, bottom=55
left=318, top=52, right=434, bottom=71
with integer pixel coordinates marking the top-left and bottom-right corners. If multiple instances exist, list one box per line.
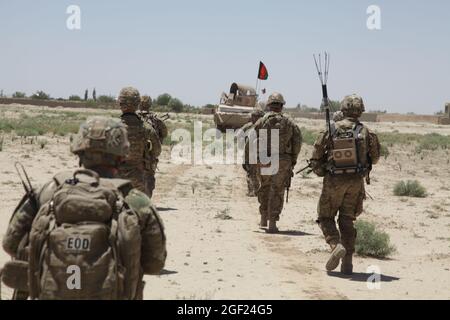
left=300, top=128, right=319, bottom=146
left=380, top=144, right=390, bottom=159
left=393, top=180, right=427, bottom=198
left=214, top=207, right=233, bottom=220
left=355, top=220, right=396, bottom=258
left=377, top=132, right=450, bottom=151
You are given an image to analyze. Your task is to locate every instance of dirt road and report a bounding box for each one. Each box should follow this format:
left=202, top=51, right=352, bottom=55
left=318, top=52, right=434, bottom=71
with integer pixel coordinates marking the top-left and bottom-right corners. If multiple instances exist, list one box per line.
left=1, top=121, right=449, bottom=300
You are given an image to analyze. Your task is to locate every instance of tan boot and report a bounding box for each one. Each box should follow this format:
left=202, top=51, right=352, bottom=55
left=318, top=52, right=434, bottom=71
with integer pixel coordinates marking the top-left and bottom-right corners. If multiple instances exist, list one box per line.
left=326, top=243, right=346, bottom=271
left=341, top=255, right=353, bottom=275
left=260, top=215, right=268, bottom=228
left=267, top=220, right=279, bottom=234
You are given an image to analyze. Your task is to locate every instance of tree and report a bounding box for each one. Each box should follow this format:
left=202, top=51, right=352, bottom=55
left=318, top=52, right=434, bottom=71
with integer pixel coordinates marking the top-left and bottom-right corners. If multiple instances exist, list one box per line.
left=31, top=91, right=51, bottom=100
left=93, top=88, right=97, bottom=101
left=156, top=93, right=172, bottom=106
left=168, top=98, right=184, bottom=113
left=97, top=95, right=116, bottom=104
left=69, top=95, right=82, bottom=101
left=84, top=89, right=88, bottom=101
left=12, top=92, right=27, bottom=98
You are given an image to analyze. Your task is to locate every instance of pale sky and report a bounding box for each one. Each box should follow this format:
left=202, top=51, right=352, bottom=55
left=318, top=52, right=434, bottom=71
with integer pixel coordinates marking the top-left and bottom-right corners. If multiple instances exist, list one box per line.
left=0, top=0, right=449, bottom=114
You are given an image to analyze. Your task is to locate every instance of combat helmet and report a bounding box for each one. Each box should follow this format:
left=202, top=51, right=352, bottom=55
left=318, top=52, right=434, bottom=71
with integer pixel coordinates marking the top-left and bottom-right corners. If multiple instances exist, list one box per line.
left=140, top=95, right=152, bottom=112
left=71, top=116, right=130, bottom=168
left=118, top=87, right=141, bottom=113
left=341, top=94, right=365, bottom=118
left=267, top=92, right=286, bottom=107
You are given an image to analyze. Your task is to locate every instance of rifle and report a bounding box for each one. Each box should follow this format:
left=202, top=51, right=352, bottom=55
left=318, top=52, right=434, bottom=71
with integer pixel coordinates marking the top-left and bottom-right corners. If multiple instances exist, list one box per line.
left=285, top=171, right=294, bottom=203
left=295, top=160, right=312, bottom=175
left=313, top=52, right=333, bottom=150
left=10, top=163, right=36, bottom=300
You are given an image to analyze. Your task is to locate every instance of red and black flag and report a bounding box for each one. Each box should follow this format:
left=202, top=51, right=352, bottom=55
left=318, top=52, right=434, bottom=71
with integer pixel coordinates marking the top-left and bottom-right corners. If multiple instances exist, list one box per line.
left=257, top=61, right=269, bottom=80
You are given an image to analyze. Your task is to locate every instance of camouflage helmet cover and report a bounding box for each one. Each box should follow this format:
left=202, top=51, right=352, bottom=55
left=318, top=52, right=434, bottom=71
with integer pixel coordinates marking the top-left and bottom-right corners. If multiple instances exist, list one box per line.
left=140, top=95, right=152, bottom=111
left=267, top=92, right=286, bottom=106
left=71, top=116, right=130, bottom=158
left=118, top=87, right=140, bottom=112
left=341, top=94, right=365, bottom=118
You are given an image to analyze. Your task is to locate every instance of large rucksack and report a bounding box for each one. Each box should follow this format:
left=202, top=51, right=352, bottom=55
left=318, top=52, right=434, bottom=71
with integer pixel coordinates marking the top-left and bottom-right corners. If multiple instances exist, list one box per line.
left=258, top=112, right=294, bottom=156
left=328, top=122, right=370, bottom=175
left=27, top=169, right=142, bottom=300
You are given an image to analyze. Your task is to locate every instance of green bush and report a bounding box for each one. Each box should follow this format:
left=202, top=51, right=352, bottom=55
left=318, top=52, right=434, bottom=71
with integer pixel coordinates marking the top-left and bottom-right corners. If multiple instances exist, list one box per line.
left=12, top=91, right=27, bottom=98
left=300, top=127, right=319, bottom=145
left=31, top=90, right=51, bottom=100
left=415, top=133, right=450, bottom=152
left=393, top=180, right=427, bottom=198
left=168, top=98, right=184, bottom=113
left=97, top=95, right=116, bottom=104
left=156, top=93, right=172, bottom=106
left=69, top=95, right=82, bottom=101
left=355, top=220, right=396, bottom=258
left=380, top=144, right=390, bottom=159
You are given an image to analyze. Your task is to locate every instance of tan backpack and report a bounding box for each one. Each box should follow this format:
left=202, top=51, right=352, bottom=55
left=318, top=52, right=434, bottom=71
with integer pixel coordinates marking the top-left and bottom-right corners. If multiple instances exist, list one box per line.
left=328, top=122, right=370, bottom=175
left=27, top=169, right=142, bottom=300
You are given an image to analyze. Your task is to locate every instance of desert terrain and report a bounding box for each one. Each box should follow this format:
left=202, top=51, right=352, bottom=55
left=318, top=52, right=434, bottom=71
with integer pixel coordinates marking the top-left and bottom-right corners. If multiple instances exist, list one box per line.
left=0, top=104, right=449, bottom=300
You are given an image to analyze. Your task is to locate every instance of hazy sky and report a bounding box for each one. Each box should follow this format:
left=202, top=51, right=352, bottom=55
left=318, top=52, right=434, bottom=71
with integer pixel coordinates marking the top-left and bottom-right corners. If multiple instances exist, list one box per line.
left=1, top=0, right=449, bottom=114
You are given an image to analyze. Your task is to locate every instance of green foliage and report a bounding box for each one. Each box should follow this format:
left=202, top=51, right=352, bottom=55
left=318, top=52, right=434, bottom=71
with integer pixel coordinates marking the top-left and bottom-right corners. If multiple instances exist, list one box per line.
left=355, top=220, right=396, bottom=258
left=156, top=93, right=172, bottom=106
left=295, top=104, right=320, bottom=113
left=380, top=144, right=390, bottom=159
left=168, top=98, right=184, bottom=113
left=68, top=95, right=82, bottom=101
left=97, top=95, right=116, bottom=104
left=31, top=90, right=51, bottom=100
left=300, top=127, right=319, bottom=145
left=12, top=91, right=27, bottom=98
left=377, top=132, right=450, bottom=151
left=415, top=133, right=450, bottom=152
left=393, top=180, right=427, bottom=198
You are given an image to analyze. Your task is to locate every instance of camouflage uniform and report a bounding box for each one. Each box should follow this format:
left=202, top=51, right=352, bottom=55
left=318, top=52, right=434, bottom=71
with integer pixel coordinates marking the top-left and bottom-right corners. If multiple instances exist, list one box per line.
left=239, top=110, right=265, bottom=197
left=138, top=96, right=166, bottom=198
left=2, top=117, right=167, bottom=299
left=254, top=93, right=302, bottom=233
left=311, top=94, right=381, bottom=274
left=117, top=87, right=153, bottom=194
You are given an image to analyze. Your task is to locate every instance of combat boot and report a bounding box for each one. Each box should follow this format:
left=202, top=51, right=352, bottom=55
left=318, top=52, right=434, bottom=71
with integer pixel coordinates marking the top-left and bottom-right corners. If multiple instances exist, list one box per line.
left=340, top=255, right=353, bottom=275
left=260, top=215, right=268, bottom=228
left=326, top=243, right=346, bottom=272
left=267, top=220, right=279, bottom=234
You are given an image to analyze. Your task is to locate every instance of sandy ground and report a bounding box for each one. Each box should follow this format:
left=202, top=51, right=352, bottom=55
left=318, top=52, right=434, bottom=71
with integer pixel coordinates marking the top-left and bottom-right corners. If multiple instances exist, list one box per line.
left=0, top=110, right=449, bottom=300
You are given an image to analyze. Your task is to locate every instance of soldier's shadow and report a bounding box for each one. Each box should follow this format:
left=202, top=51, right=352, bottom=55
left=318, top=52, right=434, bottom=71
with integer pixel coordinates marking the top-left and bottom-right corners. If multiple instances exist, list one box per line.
left=156, top=207, right=178, bottom=212
left=327, top=271, right=400, bottom=283
left=253, top=230, right=314, bottom=237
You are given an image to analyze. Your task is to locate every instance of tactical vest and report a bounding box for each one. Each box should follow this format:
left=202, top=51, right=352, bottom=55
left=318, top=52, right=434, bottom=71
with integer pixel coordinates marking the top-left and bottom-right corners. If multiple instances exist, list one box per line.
left=27, top=170, right=142, bottom=300
left=121, top=114, right=146, bottom=168
left=258, top=112, right=294, bottom=156
left=328, top=121, right=369, bottom=175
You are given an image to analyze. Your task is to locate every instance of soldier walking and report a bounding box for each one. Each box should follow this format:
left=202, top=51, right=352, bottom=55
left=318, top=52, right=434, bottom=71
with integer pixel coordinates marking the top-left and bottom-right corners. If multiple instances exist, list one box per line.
left=311, top=94, right=381, bottom=275
left=254, top=93, right=302, bottom=233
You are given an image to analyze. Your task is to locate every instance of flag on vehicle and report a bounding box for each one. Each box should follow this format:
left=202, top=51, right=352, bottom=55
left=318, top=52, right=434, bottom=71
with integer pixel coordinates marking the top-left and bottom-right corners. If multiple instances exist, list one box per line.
left=258, top=61, right=269, bottom=80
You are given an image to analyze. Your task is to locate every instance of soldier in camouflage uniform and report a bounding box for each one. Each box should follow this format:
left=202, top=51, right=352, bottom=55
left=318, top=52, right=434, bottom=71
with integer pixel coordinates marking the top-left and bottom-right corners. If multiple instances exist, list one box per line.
left=311, top=94, right=381, bottom=275
left=254, top=93, right=303, bottom=233
left=117, top=87, right=157, bottom=195
left=238, top=109, right=265, bottom=197
left=138, top=96, right=166, bottom=198
left=2, top=117, right=167, bottom=299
